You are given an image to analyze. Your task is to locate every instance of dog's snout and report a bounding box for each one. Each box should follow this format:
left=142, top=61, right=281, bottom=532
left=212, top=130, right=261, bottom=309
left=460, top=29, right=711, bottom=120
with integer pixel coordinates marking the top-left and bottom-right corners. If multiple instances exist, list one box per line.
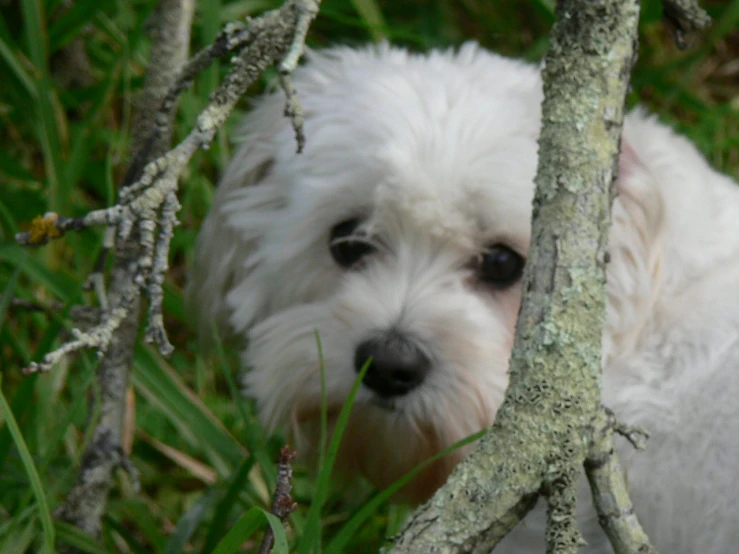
left=354, top=332, right=431, bottom=398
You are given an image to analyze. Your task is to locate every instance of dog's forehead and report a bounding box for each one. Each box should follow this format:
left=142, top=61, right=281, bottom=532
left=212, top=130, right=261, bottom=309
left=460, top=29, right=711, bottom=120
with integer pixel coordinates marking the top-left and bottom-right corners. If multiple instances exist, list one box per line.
left=274, top=47, right=548, bottom=252
left=298, top=80, right=538, bottom=249
left=367, top=128, right=537, bottom=249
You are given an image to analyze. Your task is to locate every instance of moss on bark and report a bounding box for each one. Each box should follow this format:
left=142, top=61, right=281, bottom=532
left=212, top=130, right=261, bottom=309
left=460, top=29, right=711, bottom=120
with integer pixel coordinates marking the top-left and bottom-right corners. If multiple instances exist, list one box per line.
left=387, top=1, right=641, bottom=552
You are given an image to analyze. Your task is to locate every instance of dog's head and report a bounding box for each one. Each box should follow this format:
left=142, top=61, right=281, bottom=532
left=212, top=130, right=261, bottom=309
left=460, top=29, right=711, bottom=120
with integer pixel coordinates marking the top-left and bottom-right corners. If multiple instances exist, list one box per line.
left=190, top=44, right=661, bottom=502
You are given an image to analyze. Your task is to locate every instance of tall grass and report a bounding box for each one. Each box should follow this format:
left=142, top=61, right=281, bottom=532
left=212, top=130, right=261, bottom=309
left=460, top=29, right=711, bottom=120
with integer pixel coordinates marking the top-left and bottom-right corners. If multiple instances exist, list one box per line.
left=0, top=0, right=737, bottom=552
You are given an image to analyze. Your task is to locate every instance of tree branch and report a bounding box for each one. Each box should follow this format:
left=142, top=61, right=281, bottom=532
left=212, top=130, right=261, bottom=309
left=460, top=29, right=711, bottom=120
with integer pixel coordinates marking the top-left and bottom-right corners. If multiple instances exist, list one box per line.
left=584, top=408, right=657, bottom=554
left=386, top=1, right=645, bottom=552
left=53, top=0, right=195, bottom=544
left=17, top=0, right=322, bottom=373
left=16, top=0, right=322, bottom=545
left=662, top=0, right=711, bottom=49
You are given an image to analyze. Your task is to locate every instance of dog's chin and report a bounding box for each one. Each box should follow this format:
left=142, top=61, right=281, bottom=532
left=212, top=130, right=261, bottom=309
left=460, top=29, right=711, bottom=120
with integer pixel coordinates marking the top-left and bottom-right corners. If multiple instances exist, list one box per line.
left=291, top=397, right=483, bottom=504
left=243, top=290, right=510, bottom=503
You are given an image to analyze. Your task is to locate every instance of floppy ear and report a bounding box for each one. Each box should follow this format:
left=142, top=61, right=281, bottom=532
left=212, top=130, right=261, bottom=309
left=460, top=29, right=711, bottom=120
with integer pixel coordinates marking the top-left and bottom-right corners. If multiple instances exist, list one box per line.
left=187, top=94, right=288, bottom=347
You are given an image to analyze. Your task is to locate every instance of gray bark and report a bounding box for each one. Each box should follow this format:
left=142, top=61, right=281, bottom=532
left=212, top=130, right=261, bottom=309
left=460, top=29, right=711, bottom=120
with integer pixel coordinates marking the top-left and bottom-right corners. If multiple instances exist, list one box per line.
left=54, top=0, right=195, bottom=543
left=386, top=1, right=644, bottom=552
left=18, top=1, right=322, bottom=549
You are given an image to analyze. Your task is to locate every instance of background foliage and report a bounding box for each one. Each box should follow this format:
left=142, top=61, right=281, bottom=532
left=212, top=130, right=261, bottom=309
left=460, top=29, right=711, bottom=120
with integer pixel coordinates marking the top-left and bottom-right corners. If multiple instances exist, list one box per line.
left=0, top=0, right=737, bottom=552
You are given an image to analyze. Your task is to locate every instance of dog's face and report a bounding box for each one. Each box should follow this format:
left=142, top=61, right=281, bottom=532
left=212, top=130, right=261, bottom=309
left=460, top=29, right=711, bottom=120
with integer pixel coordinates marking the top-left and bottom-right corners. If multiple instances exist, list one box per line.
left=194, top=45, right=558, bottom=501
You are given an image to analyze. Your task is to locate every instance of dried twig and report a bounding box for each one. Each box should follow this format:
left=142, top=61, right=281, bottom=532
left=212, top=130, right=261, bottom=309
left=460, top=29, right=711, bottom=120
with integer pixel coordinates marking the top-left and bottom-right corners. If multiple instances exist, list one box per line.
left=258, top=446, right=299, bottom=554
left=4, top=296, right=64, bottom=313
left=584, top=409, right=658, bottom=554
left=53, top=1, right=195, bottom=545
left=17, top=0, right=322, bottom=374
left=22, top=0, right=323, bottom=545
left=662, top=0, right=711, bottom=49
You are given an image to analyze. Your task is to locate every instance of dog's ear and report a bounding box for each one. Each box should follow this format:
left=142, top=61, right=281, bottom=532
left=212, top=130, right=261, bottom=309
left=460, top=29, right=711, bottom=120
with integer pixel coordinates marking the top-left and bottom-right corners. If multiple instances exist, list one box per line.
left=187, top=94, right=288, bottom=347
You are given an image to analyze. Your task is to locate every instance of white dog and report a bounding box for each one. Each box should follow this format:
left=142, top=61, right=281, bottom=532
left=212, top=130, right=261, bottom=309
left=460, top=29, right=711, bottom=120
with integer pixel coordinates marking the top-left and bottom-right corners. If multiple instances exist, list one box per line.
left=189, top=44, right=739, bottom=553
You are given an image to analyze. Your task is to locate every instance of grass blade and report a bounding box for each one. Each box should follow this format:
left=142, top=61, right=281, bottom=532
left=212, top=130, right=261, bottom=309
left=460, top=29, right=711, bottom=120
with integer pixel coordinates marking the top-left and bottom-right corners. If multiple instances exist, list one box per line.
left=201, top=455, right=256, bottom=552
left=132, top=344, right=246, bottom=475
left=349, top=0, right=387, bottom=41
left=324, top=429, right=486, bottom=554
left=163, top=488, right=220, bottom=554
left=0, top=33, right=38, bottom=100
left=20, top=0, right=65, bottom=214
left=0, top=266, right=19, bottom=332
left=55, top=520, right=110, bottom=554
left=104, top=515, right=149, bottom=554
left=211, top=328, right=276, bottom=490
left=315, top=331, right=328, bottom=474
left=209, top=507, right=288, bottom=554
left=297, top=362, right=370, bottom=554
left=0, top=243, right=80, bottom=302
left=0, top=375, right=55, bottom=553
left=0, top=516, right=37, bottom=554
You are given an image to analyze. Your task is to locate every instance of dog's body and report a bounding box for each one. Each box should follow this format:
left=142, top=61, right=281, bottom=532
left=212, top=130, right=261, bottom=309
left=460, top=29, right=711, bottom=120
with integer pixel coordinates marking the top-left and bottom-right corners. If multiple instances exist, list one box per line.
left=189, top=44, right=739, bottom=552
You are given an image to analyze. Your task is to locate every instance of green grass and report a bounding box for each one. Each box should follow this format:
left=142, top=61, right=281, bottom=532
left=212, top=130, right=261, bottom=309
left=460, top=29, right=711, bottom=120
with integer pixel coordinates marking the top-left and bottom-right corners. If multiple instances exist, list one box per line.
left=0, top=0, right=737, bottom=552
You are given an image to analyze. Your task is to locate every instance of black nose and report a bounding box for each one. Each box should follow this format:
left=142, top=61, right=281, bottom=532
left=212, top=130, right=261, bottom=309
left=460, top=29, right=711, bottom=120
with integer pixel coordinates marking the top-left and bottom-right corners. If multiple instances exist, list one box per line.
left=354, top=332, right=431, bottom=398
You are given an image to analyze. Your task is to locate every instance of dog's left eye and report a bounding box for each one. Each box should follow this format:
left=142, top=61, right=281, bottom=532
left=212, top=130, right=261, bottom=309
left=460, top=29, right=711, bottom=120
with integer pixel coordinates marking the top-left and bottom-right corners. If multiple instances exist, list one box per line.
left=329, top=218, right=376, bottom=269
left=477, top=244, right=525, bottom=288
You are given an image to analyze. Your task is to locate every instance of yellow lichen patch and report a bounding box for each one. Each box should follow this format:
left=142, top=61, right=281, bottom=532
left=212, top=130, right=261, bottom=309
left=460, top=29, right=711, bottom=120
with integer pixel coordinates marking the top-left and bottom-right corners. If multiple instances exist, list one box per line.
left=27, top=213, right=62, bottom=245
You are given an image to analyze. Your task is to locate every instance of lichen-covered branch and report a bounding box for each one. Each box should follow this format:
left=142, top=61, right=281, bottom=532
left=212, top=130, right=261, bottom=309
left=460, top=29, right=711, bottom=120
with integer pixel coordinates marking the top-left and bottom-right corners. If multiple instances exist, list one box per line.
left=53, top=0, right=195, bottom=545
left=662, top=0, right=711, bottom=49
left=21, top=0, right=322, bottom=545
left=17, top=0, right=322, bottom=373
left=386, top=1, right=642, bottom=552
left=584, top=409, right=657, bottom=554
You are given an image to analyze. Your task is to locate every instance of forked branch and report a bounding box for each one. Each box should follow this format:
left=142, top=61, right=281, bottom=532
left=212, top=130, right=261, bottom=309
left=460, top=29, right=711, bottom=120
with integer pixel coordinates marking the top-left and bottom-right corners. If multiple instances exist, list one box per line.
left=17, top=0, right=322, bottom=374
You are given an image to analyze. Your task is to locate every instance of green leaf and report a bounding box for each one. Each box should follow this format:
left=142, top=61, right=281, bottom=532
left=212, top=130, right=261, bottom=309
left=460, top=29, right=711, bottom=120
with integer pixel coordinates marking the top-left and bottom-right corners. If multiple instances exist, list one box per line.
left=209, top=507, right=288, bottom=554
left=297, top=361, right=369, bottom=554
left=324, top=429, right=486, bottom=554
left=55, top=520, right=110, bottom=554
left=202, top=455, right=256, bottom=553
left=132, top=344, right=246, bottom=476
left=0, top=375, right=55, bottom=554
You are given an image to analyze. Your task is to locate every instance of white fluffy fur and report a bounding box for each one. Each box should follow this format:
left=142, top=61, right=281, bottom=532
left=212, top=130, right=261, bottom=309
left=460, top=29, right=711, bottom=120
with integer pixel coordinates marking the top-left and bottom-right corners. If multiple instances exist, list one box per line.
left=189, top=43, right=739, bottom=552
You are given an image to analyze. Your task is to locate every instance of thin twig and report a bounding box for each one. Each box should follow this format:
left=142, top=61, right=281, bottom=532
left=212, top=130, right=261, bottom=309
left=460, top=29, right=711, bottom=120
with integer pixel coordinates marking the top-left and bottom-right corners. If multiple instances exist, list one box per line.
left=53, top=0, right=195, bottom=545
left=584, top=409, right=659, bottom=554
left=258, top=445, right=298, bottom=554
left=662, top=0, right=711, bottom=49
left=17, top=0, right=323, bottom=373
left=5, top=296, right=64, bottom=313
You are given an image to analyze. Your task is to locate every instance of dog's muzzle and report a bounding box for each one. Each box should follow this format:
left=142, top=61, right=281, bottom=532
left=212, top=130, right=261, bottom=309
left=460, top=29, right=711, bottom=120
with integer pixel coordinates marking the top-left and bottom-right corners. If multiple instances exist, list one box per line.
left=353, top=330, right=431, bottom=398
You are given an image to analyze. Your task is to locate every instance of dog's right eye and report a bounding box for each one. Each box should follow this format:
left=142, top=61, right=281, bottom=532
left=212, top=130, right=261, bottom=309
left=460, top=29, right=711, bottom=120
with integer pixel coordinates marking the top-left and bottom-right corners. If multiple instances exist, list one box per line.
left=329, top=218, right=376, bottom=269
left=477, top=244, right=525, bottom=288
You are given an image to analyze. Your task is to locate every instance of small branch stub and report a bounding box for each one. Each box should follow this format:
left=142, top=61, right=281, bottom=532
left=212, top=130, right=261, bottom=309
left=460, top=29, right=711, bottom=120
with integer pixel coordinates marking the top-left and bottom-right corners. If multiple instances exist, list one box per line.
left=584, top=409, right=659, bottom=554
left=257, top=445, right=298, bottom=554
left=662, top=0, right=711, bottom=49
